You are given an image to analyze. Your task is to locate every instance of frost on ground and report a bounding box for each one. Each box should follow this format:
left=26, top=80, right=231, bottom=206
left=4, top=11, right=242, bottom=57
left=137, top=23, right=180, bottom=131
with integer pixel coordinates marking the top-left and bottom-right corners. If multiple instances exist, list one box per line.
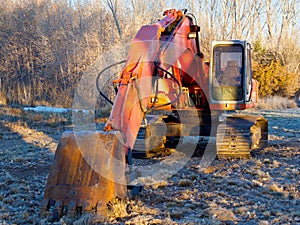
left=0, top=106, right=299, bottom=225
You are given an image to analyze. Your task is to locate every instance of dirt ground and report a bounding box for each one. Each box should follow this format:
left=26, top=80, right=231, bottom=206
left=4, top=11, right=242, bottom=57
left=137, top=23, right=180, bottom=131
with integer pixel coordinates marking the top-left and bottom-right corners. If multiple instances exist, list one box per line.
left=0, top=106, right=299, bottom=225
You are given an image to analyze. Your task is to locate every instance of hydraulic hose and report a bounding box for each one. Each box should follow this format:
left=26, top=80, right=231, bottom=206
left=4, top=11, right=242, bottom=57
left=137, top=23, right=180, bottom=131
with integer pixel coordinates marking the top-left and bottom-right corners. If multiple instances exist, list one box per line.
left=96, top=60, right=126, bottom=105
left=149, top=62, right=182, bottom=111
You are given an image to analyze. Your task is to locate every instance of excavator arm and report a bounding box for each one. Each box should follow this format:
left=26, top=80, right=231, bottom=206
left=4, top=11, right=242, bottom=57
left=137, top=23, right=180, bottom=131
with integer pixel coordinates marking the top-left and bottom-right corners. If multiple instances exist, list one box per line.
left=104, top=9, right=205, bottom=153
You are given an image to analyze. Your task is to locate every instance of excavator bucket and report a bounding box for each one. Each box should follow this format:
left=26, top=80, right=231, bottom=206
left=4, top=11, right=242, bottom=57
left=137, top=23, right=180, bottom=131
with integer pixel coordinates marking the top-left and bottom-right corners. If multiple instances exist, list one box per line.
left=43, top=131, right=127, bottom=218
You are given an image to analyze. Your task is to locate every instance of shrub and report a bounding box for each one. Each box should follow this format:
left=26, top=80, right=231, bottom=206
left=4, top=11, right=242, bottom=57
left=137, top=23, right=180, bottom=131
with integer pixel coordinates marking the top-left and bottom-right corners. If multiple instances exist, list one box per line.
left=252, top=41, right=299, bottom=98
left=252, top=60, right=297, bottom=98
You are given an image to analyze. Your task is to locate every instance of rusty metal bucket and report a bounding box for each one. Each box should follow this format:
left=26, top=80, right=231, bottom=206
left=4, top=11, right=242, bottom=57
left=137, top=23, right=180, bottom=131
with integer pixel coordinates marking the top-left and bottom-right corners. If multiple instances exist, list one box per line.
left=43, top=131, right=127, bottom=218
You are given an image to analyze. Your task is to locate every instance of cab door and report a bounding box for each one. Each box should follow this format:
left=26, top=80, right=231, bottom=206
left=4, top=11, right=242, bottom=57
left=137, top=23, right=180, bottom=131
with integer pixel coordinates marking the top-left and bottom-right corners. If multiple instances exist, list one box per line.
left=209, top=40, right=248, bottom=110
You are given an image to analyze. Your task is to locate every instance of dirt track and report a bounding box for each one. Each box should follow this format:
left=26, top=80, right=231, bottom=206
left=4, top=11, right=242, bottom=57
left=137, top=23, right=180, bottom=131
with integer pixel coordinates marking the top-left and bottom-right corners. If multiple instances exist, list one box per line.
left=0, top=106, right=299, bottom=224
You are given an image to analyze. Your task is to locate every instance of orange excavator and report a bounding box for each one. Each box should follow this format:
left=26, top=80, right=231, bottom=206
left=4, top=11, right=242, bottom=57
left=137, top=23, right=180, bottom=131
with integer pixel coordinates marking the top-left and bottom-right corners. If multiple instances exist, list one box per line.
left=43, top=9, right=268, bottom=218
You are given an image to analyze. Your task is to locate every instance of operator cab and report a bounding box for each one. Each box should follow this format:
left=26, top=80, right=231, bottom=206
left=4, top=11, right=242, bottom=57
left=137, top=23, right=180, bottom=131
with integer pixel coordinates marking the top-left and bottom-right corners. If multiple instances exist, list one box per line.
left=209, top=40, right=257, bottom=110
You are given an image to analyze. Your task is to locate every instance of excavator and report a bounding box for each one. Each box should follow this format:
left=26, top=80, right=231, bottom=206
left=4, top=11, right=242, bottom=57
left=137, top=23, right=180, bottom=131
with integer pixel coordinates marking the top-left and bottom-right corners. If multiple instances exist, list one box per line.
left=43, top=9, right=268, bottom=218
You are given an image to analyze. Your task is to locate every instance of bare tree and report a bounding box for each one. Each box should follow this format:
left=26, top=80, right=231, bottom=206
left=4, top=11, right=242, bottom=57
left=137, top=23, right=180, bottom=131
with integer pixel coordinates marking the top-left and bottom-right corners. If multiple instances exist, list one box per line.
left=105, top=0, right=122, bottom=38
left=0, top=0, right=299, bottom=106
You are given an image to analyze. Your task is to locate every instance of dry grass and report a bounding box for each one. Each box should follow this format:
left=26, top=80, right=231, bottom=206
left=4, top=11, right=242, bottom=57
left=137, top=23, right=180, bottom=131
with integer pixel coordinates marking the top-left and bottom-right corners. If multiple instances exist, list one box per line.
left=178, top=179, right=193, bottom=187
left=72, top=214, right=98, bottom=225
left=107, top=197, right=128, bottom=219
left=1, top=105, right=299, bottom=225
left=258, top=96, right=297, bottom=110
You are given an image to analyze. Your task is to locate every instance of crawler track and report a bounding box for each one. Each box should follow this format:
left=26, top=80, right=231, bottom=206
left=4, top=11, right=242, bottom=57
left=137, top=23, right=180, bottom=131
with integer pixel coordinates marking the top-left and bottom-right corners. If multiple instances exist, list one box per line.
left=216, top=115, right=268, bottom=158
